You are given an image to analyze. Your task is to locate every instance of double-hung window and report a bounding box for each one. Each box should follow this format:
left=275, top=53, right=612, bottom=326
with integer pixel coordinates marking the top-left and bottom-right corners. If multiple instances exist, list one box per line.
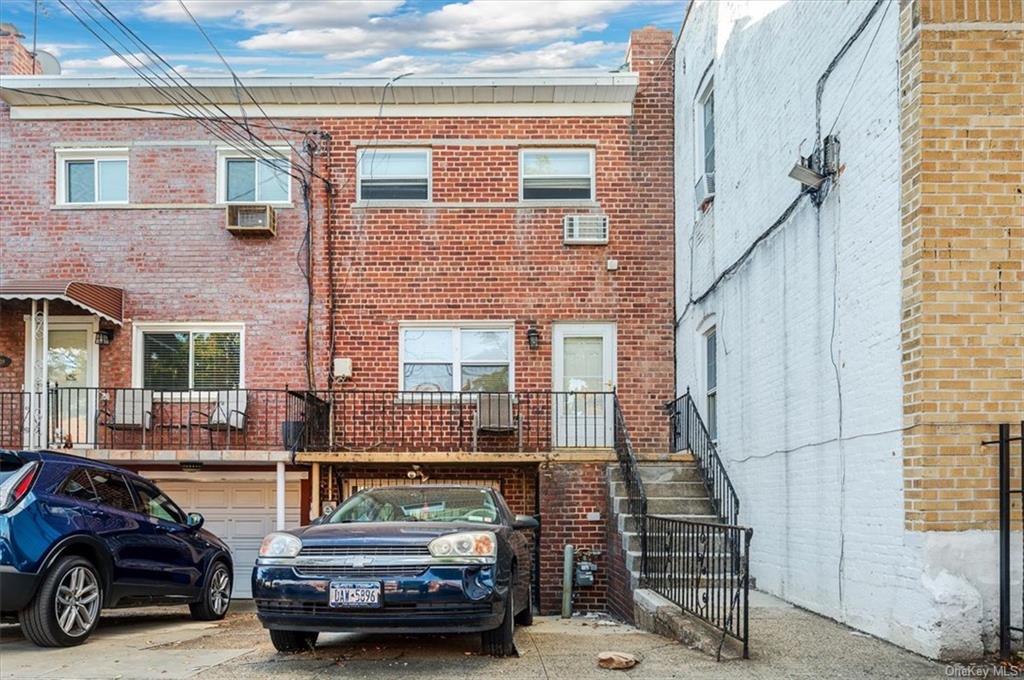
left=135, top=324, right=243, bottom=392
left=705, top=328, right=717, bottom=440
left=218, top=149, right=291, bottom=203
left=695, top=75, right=715, bottom=206
left=57, top=149, right=129, bottom=205
left=357, top=148, right=430, bottom=201
left=400, top=325, right=512, bottom=392
left=520, top=149, right=595, bottom=200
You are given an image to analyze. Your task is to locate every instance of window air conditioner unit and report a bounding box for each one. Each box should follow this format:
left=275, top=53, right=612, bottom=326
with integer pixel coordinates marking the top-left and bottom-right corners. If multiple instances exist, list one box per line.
left=695, top=172, right=715, bottom=205
left=563, top=214, right=609, bottom=245
left=225, top=204, right=276, bottom=237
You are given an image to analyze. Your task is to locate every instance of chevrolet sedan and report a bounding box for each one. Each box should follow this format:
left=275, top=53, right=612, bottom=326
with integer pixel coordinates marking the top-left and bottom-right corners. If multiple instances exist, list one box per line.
left=252, top=485, right=538, bottom=656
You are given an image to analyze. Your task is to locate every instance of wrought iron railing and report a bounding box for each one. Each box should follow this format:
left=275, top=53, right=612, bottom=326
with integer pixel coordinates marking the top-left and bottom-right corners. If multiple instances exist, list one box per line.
left=644, top=516, right=752, bottom=659
left=613, top=394, right=648, bottom=573
left=666, top=389, right=740, bottom=526
left=4, top=388, right=615, bottom=453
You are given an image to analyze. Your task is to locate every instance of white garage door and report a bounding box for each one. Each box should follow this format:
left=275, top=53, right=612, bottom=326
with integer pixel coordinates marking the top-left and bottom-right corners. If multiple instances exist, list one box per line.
left=154, top=480, right=301, bottom=598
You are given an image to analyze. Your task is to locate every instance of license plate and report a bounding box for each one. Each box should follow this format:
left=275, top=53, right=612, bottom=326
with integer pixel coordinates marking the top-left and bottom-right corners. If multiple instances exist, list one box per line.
left=329, top=581, right=381, bottom=609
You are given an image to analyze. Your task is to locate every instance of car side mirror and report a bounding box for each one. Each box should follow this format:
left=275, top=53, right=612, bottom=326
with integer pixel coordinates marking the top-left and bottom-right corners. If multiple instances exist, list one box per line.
left=512, top=514, right=539, bottom=530
left=186, top=512, right=204, bottom=530
left=321, top=504, right=335, bottom=518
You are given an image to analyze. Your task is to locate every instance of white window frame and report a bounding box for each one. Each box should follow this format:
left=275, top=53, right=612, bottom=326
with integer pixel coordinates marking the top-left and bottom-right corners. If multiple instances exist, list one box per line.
left=216, top=147, right=292, bottom=205
left=356, top=147, right=432, bottom=202
left=131, top=322, right=246, bottom=397
left=695, top=73, right=715, bottom=206
left=704, top=326, right=717, bottom=441
left=519, top=147, right=596, bottom=202
left=55, top=148, right=130, bottom=206
left=397, top=321, right=515, bottom=393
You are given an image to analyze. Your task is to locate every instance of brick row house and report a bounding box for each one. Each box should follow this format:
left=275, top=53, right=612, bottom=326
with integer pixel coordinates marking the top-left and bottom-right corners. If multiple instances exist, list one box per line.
left=672, top=0, right=1022, bottom=659
left=0, top=26, right=677, bottom=611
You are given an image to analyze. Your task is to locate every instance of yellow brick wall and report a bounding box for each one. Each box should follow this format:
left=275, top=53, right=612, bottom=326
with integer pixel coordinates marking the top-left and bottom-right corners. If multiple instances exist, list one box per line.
left=901, top=0, right=1024, bottom=531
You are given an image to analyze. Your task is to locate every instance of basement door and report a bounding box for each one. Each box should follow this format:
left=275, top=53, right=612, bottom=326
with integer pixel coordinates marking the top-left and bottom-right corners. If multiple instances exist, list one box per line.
left=552, top=323, right=616, bottom=448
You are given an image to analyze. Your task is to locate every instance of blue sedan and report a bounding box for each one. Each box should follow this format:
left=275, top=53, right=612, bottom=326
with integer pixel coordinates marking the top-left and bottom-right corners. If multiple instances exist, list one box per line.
left=253, top=485, right=538, bottom=656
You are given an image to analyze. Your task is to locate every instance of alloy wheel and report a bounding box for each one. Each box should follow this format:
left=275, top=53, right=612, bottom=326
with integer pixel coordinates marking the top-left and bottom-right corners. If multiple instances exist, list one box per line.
left=209, top=566, right=231, bottom=615
left=55, top=566, right=100, bottom=637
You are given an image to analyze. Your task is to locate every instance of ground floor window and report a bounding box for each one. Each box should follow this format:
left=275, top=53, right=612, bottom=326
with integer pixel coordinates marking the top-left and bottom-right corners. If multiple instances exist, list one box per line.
left=399, top=324, right=512, bottom=392
left=134, top=324, right=244, bottom=391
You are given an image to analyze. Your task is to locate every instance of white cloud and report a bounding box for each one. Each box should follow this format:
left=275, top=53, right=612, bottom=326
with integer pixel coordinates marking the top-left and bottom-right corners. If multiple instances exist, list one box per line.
left=352, top=54, right=445, bottom=75
left=142, top=0, right=406, bottom=29
left=462, top=40, right=622, bottom=72
left=61, top=52, right=153, bottom=73
left=35, top=43, right=90, bottom=58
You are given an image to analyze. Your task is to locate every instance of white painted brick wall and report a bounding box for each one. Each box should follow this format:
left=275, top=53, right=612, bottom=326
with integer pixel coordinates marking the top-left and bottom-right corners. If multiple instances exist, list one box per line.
left=674, top=0, right=916, bottom=650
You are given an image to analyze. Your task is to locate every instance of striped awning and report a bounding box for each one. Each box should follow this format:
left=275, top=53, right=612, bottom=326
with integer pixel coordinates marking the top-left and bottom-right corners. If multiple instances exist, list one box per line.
left=0, top=280, right=123, bottom=325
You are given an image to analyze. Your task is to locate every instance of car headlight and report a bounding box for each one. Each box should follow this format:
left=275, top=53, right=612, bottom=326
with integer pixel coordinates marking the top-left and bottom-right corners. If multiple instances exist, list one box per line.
left=259, top=532, right=302, bottom=558
left=428, top=531, right=496, bottom=561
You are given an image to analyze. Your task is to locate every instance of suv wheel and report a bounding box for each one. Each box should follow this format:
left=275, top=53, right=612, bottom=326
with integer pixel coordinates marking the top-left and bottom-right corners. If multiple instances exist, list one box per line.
left=269, top=629, right=318, bottom=652
left=19, top=555, right=103, bottom=647
left=190, top=561, right=232, bottom=621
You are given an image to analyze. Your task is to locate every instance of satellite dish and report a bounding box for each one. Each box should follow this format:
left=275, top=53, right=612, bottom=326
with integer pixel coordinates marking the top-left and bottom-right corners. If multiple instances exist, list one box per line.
left=34, top=50, right=61, bottom=75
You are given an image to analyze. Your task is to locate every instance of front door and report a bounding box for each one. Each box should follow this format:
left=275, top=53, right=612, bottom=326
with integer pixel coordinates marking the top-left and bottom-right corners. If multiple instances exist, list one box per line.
left=24, top=318, right=99, bottom=446
left=552, top=323, right=616, bottom=447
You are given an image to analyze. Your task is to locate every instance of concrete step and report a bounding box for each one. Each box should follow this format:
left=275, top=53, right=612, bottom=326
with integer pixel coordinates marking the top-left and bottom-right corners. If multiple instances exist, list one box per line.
left=614, top=495, right=714, bottom=516
left=610, top=480, right=708, bottom=499
left=609, top=464, right=704, bottom=484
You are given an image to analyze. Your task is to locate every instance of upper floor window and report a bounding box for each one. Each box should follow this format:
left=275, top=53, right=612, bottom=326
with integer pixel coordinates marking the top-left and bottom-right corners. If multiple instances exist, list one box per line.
left=705, top=327, right=717, bottom=440
left=134, top=323, right=243, bottom=392
left=520, top=149, right=594, bottom=201
left=56, top=149, right=128, bottom=205
left=400, top=325, right=512, bottom=392
left=357, top=148, right=430, bottom=201
left=695, top=75, right=715, bottom=208
left=217, top=148, right=291, bottom=204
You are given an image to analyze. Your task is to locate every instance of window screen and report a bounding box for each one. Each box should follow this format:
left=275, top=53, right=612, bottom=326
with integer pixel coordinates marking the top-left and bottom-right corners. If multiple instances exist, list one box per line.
left=521, top=150, right=593, bottom=200
left=358, top=149, right=430, bottom=200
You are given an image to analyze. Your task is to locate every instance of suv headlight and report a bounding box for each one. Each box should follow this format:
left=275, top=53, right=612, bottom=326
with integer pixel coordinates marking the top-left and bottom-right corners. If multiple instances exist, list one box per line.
left=259, top=532, right=302, bottom=558
left=429, top=531, right=496, bottom=561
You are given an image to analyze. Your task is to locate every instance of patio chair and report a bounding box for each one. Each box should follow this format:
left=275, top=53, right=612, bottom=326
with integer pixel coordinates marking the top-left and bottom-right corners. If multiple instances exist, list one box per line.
left=472, top=393, right=522, bottom=452
left=191, top=390, right=248, bottom=448
left=99, top=389, right=154, bottom=446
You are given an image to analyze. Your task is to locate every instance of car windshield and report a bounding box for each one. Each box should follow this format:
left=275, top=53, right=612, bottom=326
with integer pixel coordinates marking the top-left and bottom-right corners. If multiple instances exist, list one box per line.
left=328, top=487, right=500, bottom=524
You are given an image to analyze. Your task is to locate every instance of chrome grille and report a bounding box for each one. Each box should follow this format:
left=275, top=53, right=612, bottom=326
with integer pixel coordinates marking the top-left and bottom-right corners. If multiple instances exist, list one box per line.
left=293, top=565, right=427, bottom=578
left=299, top=545, right=430, bottom=557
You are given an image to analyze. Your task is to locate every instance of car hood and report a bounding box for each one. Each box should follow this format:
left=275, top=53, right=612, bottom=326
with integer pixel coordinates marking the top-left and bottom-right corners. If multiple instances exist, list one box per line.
left=290, top=521, right=503, bottom=548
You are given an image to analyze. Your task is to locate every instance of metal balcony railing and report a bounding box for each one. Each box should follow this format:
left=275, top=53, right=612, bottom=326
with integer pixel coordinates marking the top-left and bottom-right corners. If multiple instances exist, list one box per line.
left=1, top=388, right=616, bottom=453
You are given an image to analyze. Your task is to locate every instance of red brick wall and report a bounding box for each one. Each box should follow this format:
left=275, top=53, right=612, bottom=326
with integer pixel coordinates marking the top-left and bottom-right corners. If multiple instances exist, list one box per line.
left=319, top=28, right=676, bottom=454
left=537, top=462, right=609, bottom=614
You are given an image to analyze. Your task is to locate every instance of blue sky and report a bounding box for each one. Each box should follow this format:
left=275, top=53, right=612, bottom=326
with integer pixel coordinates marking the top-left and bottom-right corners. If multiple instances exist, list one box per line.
left=0, top=1, right=683, bottom=76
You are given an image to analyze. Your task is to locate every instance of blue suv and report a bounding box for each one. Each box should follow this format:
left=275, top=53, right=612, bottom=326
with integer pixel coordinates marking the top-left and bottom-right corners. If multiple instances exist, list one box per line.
left=0, top=450, right=233, bottom=647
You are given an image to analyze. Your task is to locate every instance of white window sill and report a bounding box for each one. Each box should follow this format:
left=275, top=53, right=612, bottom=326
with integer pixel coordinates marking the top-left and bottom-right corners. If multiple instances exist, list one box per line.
left=51, top=203, right=295, bottom=210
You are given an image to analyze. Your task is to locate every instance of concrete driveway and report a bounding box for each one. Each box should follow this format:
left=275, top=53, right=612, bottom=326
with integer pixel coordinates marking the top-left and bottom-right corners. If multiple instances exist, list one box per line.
left=1, top=593, right=946, bottom=679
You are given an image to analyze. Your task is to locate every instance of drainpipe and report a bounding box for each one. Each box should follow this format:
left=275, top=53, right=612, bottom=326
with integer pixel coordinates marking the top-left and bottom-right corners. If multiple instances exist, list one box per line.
left=276, top=460, right=286, bottom=530
left=561, top=544, right=574, bottom=618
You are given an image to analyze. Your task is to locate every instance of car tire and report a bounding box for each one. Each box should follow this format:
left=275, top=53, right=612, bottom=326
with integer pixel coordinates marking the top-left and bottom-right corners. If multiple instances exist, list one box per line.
left=189, top=560, right=232, bottom=621
left=515, top=578, right=534, bottom=627
left=19, top=555, right=103, bottom=648
left=269, top=629, right=318, bottom=653
left=481, top=571, right=517, bottom=657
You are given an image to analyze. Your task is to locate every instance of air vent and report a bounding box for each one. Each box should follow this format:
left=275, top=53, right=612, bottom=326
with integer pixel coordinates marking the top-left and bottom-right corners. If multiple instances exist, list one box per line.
left=563, top=215, right=609, bottom=245
left=226, top=204, right=276, bottom=237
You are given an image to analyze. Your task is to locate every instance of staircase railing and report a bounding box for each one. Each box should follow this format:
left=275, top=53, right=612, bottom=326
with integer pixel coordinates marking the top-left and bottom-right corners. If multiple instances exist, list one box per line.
left=666, top=389, right=739, bottom=526
left=613, top=394, right=648, bottom=577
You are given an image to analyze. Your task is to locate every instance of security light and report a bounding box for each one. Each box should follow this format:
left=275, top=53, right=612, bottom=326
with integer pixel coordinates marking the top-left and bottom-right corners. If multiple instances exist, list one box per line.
left=788, top=159, right=826, bottom=190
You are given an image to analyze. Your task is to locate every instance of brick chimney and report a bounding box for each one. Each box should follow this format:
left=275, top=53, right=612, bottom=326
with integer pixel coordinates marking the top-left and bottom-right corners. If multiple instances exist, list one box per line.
left=0, top=23, right=43, bottom=75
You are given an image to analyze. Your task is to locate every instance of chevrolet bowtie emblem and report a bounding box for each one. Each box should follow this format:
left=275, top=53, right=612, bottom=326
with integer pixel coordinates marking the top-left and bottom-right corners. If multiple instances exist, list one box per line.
left=347, top=555, right=373, bottom=568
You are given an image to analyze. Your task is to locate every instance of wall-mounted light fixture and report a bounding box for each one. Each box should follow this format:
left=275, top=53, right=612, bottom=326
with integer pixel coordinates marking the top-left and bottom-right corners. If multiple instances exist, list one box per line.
left=788, top=157, right=826, bottom=190
left=180, top=461, right=203, bottom=473
left=526, top=326, right=541, bottom=350
left=0, top=355, right=11, bottom=369
left=94, top=329, right=114, bottom=346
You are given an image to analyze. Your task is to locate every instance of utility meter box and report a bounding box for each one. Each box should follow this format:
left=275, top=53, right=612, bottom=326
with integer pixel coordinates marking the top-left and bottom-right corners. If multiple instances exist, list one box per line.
left=575, top=560, right=597, bottom=587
